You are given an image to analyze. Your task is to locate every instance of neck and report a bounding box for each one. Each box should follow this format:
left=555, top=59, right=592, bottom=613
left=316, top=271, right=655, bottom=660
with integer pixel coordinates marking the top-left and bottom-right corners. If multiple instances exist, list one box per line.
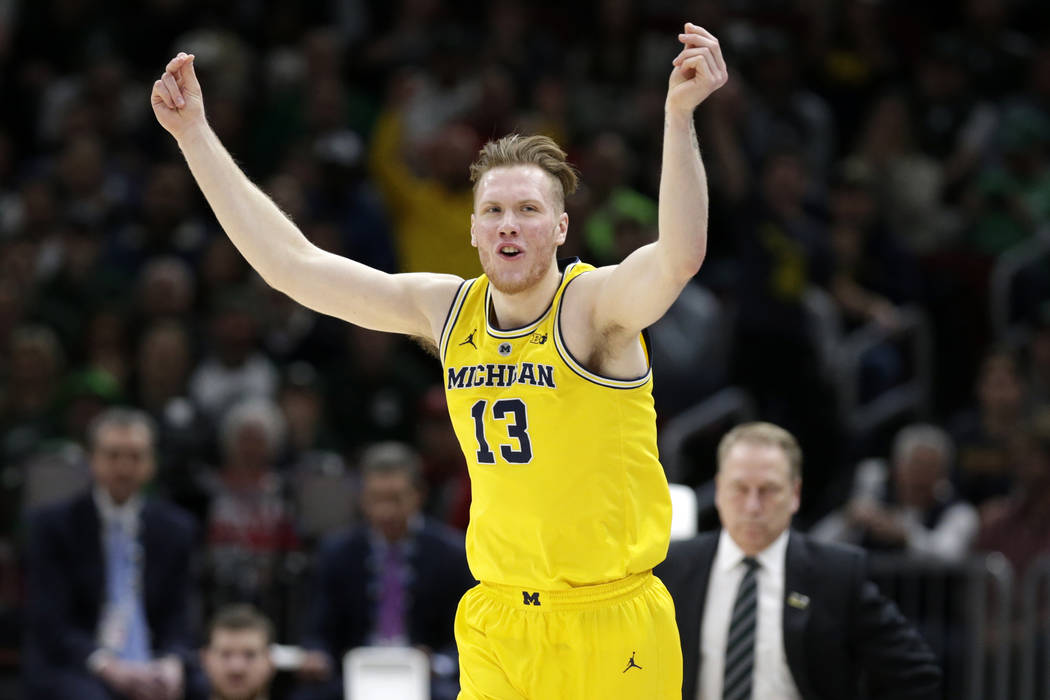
left=488, top=263, right=562, bottom=329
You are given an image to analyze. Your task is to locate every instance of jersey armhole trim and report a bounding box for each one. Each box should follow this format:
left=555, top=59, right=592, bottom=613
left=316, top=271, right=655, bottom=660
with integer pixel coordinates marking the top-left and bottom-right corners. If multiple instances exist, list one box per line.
left=553, top=273, right=652, bottom=389
left=439, top=279, right=474, bottom=363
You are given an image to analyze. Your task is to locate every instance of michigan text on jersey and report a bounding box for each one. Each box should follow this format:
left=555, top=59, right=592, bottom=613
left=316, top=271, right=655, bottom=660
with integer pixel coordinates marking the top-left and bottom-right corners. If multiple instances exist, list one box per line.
left=447, top=363, right=556, bottom=390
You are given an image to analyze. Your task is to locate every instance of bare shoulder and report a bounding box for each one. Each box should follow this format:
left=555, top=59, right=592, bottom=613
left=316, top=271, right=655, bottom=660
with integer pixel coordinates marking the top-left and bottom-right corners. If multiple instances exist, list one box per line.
left=560, top=265, right=647, bottom=377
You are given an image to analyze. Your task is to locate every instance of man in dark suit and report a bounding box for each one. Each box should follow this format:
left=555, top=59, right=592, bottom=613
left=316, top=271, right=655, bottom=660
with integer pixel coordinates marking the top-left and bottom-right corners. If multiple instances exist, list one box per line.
left=24, top=407, right=198, bottom=700
left=291, top=441, right=475, bottom=700
left=656, top=422, right=941, bottom=700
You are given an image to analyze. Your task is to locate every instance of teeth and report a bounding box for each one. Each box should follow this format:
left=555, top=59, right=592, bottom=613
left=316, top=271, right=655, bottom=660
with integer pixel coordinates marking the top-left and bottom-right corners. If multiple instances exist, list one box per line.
left=501, top=247, right=519, bottom=254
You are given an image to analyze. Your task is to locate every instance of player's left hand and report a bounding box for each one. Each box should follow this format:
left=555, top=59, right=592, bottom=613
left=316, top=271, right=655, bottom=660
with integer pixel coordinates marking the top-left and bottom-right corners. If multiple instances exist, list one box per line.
left=667, top=23, right=728, bottom=116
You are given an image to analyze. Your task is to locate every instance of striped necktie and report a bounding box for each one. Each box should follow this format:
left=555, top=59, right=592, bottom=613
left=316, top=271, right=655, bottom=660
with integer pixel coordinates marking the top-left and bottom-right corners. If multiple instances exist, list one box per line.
left=723, top=557, right=759, bottom=700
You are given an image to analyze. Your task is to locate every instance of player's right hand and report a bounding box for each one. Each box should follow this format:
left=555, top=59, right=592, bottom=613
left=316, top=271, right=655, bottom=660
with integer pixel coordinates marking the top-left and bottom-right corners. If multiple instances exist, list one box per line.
left=151, top=52, right=206, bottom=141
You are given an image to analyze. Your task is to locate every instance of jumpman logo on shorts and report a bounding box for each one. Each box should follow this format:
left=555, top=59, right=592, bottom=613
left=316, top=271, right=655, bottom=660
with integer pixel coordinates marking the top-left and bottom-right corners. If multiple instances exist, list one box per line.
left=622, top=651, right=642, bottom=673
left=460, top=328, right=478, bottom=349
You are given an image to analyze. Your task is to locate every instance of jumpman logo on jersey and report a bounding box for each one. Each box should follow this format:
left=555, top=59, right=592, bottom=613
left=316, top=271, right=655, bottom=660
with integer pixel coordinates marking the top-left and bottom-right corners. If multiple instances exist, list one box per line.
left=622, top=651, right=642, bottom=673
left=459, top=328, right=478, bottom=349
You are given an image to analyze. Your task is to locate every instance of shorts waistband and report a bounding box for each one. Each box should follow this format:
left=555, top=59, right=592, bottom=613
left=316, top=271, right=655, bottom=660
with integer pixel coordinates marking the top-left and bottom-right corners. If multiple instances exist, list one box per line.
left=479, top=571, right=653, bottom=611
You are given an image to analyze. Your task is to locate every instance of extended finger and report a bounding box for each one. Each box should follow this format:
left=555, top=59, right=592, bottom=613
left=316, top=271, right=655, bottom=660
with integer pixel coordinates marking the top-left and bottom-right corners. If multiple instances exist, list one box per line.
left=152, top=79, right=176, bottom=109
left=165, top=52, right=190, bottom=75
left=678, top=32, right=718, bottom=48
left=684, top=22, right=718, bottom=42
left=161, top=71, right=185, bottom=108
left=681, top=25, right=726, bottom=73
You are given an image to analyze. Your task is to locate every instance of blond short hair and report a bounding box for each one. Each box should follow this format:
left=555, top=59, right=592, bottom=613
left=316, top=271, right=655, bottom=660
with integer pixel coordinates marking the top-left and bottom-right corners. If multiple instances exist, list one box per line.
left=717, top=422, right=803, bottom=480
left=469, top=134, right=579, bottom=209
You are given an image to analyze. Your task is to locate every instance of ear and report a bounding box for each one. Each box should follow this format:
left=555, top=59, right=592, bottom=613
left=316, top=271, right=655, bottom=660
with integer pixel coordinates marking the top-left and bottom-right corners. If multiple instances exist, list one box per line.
left=554, top=212, right=568, bottom=245
left=470, top=213, right=478, bottom=247
left=791, top=478, right=802, bottom=514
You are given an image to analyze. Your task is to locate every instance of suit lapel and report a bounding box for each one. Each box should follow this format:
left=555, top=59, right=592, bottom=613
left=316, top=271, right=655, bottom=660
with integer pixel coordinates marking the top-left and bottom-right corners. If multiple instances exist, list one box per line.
left=783, top=531, right=817, bottom=700
left=680, top=534, right=719, bottom=700
left=75, top=494, right=106, bottom=608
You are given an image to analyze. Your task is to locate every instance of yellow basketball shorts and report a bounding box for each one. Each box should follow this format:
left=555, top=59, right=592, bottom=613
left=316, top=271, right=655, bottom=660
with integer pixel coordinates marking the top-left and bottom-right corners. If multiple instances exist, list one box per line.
left=455, top=571, right=682, bottom=699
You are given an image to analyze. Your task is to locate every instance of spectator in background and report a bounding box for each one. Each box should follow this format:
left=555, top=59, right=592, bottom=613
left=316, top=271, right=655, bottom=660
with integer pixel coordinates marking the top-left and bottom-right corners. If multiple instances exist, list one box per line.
left=731, top=146, right=841, bottom=515
left=189, top=291, right=279, bottom=425
left=976, top=413, right=1050, bottom=579
left=657, top=422, right=941, bottom=700
left=964, top=104, right=1050, bottom=257
left=1, top=324, right=66, bottom=465
left=132, top=319, right=210, bottom=519
left=24, top=408, right=197, bottom=700
left=327, top=325, right=432, bottom=454
left=203, top=398, right=298, bottom=632
left=740, top=28, right=837, bottom=183
left=279, top=362, right=357, bottom=545
left=106, top=162, right=210, bottom=272
left=812, top=424, right=978, bottom=562
left=851, top=91, right=957, bottom=255
left=292, top=442, right=474, bottom=700
left=414, top=385, right=470, bottom=530
left=136, top=256, right=197, bottom=326
left=367, top=69, right=481, bottom=278
left=201, top=605, right=276, bottom=700
left=579, top=130, right=656, bottom=265
left=950, top=348, right=1028, bottom=509
left=910, top=34, right=998, bottom=197
left=827, top=157, right=920, bottom=332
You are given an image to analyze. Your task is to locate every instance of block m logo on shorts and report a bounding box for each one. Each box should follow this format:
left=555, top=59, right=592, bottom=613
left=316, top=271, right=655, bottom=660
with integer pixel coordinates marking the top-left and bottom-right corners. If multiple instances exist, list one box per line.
left=522, top=591, right=541, bottom=606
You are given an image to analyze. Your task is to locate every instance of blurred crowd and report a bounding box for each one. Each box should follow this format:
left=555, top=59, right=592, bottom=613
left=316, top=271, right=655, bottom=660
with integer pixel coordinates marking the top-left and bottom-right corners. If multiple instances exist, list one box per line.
left=2, top=0, right=1050, bottom=695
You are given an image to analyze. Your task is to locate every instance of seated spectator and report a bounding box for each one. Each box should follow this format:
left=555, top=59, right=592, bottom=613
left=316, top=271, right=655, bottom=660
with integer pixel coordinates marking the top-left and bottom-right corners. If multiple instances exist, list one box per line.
left=189, top=291, right=279, bottom=425
left=203, top=398, right=299, bottom=631
left=812, top=424, right=978, bottom=561
left=201, top=605, right=276, bottom=700
left=23, top=408, right=197, bottom=700
left=976, top=414, right=1050, bottom=579
left=292, top=442, right=475, bottom=700
left=949, top=348, right=1028, bottom=507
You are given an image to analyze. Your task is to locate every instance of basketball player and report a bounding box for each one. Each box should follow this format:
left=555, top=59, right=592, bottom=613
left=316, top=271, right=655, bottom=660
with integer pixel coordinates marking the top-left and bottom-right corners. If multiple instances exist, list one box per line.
left=152, top=22, right=727, bottom=698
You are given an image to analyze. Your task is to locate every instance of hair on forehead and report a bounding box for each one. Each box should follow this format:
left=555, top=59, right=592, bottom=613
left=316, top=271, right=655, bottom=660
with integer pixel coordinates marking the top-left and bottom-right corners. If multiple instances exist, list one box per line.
left=88, top=407, right=157, bottom=453
left=470, top=134, right=579, bottom=208
left=717, top=422, right=803, bottom=481
left=208, top=604, right=274, bottom=646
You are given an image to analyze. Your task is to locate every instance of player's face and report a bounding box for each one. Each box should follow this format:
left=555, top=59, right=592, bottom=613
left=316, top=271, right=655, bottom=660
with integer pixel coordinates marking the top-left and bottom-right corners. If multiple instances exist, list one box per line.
left=715, top=442, right=800, bottom=556
left=90, top=424, right=156, bottom=505
left=203, top=628, right=274, bottom=700
left=471, top=165, right=568, bottom=295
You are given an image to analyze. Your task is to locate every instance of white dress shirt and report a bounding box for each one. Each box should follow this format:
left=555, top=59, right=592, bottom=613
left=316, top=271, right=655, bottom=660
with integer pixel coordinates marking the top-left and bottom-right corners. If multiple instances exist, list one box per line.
left=90, top=487, right=147, bottom=669
left=94, top=487, right=143, bottom=539
left=698, top=529, right=802, bottom=700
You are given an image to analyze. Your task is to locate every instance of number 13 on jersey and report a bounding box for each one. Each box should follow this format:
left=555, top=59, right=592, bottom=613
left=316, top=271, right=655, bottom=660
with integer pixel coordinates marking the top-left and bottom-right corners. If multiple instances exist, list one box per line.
left=469, top=398, right=533, bottom=464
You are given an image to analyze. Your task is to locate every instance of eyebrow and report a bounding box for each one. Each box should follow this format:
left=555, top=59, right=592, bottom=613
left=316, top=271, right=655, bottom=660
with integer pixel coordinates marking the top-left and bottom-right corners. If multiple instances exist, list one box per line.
left=479, top=198, right=544, bottom=208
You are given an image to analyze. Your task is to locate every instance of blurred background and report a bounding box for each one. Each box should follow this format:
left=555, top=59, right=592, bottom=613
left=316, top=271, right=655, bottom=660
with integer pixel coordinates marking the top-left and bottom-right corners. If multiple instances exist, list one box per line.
left=1, top=0, right=1050, bottom=698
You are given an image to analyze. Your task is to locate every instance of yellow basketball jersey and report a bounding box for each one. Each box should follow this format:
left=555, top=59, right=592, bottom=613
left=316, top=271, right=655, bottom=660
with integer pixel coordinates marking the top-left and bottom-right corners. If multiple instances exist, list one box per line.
left=439, top=260, right=672, bottom=589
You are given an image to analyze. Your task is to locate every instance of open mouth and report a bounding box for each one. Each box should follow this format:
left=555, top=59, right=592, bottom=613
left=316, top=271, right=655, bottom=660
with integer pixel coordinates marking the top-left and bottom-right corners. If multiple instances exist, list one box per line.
left=498, top=245, right=522, bottom=259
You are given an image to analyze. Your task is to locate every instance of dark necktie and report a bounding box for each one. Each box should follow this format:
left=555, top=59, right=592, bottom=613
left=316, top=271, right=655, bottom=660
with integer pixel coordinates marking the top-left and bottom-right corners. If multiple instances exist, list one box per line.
left=723, top=557, right=759, bottom=700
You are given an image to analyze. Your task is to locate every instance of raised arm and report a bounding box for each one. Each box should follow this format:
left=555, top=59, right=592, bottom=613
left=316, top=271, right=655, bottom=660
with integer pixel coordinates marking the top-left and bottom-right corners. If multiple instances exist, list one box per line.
left=584, top=24, right=727, bottom=338
left=150, top=54, right=459, bottom=342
